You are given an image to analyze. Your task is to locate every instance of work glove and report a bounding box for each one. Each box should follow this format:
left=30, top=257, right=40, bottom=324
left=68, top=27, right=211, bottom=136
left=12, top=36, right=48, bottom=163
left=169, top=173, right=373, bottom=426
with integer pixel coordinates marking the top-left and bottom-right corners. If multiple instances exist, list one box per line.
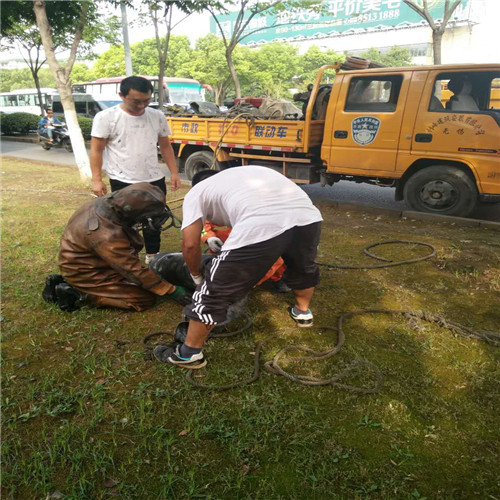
left=206, top=236, right=223, bottom=253
left=168, top=286, right=193, bottom=306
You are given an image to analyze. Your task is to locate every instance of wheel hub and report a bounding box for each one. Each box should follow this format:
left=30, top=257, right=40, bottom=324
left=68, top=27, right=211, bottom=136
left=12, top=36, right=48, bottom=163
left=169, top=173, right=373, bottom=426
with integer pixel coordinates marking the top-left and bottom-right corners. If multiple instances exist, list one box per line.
left=419, top=180, right=457, bottom=209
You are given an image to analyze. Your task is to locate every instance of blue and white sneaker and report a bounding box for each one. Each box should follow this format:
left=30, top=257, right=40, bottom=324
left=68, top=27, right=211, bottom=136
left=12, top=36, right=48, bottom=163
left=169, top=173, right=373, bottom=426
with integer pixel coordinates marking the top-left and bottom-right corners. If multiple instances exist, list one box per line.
left=287, top=306, right=314, bottom=328
left=153, top=344, right=206, bottom=369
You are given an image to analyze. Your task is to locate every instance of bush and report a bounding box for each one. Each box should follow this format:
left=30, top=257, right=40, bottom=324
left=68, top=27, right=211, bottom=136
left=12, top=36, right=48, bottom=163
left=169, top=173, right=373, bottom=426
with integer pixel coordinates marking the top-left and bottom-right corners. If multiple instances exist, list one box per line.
left=77, top=116, right=93, bottom=140
left=0, top=112, right=40, bottom=135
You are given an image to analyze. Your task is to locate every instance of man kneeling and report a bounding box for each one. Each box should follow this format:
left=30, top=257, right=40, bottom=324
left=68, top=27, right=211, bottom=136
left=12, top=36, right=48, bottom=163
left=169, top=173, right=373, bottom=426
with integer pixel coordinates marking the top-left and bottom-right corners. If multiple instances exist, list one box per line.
left=43, top=183, right=191, bottom=312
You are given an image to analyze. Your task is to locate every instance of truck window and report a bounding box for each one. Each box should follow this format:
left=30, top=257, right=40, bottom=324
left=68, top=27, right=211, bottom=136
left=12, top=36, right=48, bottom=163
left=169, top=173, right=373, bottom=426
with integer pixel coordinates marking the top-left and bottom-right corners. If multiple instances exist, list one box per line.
left=490, top=78, right=500, bottom=109
left=345, top=75, right=402, bottom=112
left=52, top=101, right=63, bottom=114
left=432, top=71, right=500, bottom=114
left=75, top=101, right=87, bottom=115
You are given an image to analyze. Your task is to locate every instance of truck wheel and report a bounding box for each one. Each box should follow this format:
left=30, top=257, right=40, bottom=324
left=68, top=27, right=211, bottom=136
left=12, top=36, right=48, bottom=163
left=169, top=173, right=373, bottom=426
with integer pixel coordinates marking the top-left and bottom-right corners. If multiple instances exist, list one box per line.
left=404, top=166, right=478, bottom=217
left=184, top=151, right=218, bottom=181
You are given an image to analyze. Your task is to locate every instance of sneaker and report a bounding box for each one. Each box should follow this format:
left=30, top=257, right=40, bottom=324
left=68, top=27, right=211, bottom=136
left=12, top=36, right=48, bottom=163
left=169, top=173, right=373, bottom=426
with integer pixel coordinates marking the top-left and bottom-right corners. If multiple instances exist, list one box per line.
left=272, top=279, right=291, bottom=293
left=42, top=274, right=66, bottom=303
left=55, top=283, right=86, bottom=312
left=287, top=306, right=314, bottom=328
left=153, top=344, right=206, bottom=369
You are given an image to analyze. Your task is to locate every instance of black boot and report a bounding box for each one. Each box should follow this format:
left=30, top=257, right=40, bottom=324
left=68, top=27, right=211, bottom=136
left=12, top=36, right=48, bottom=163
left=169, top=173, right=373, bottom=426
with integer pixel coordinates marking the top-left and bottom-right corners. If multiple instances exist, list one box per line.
left=272, top=279, right=291, bottom=293
left=149, top=252, right=214, bottom=291
left=42, top=274, right=66, bottom=303
left=55, top=283, right=87, bottom=312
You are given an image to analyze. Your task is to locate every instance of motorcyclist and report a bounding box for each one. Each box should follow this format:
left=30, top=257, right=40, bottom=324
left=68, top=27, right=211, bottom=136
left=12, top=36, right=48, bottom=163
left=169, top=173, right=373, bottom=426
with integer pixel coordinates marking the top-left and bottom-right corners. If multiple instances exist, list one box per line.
left=42, top=183, right=192, bottom=312
left=38, top=109, right=63, bottom=144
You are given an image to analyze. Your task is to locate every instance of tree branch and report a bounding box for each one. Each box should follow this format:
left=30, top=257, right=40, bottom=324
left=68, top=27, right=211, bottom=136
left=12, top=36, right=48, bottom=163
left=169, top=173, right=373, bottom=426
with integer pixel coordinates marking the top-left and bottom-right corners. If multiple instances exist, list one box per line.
left=403, top=0, right=437, bottom=29
left=64, top=1, right=89, bottom=76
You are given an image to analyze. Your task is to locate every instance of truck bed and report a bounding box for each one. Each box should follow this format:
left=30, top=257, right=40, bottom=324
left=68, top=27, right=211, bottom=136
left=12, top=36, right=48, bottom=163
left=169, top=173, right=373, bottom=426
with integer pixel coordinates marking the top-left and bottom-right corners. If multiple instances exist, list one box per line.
left=167, top=116, right=325, bottom=153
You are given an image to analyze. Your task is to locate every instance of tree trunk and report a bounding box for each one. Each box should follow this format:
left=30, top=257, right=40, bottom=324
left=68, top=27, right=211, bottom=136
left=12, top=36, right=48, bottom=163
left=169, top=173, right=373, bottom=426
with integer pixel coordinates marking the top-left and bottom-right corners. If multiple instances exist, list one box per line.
left=121, top=2, right=133, bottom=76
left=432, top=30, right=443, bottom=65
left=158, top=61, right=166, bottom=108
left=33, top=0, right=91, bottom=181
left=32, top=70, right=45, bottom=116
left=59, top=84, right=89, bottom=175
left=151, top=6, right=171, bottom=109
left=226, top=48, right=241, bottom=99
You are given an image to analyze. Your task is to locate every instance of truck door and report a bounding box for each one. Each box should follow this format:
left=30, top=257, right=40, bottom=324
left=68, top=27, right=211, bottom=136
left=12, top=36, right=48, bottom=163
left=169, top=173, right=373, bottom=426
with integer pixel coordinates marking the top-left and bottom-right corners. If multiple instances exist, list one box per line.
left=326, top=72, right=410, bottom=175
left=411, top=70, right=500, bottom=194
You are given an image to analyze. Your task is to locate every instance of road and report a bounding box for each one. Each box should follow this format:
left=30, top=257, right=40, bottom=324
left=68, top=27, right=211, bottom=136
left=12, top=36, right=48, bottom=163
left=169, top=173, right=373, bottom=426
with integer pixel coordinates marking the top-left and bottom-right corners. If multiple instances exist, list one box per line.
left=2, top=138, right=499, bottom=222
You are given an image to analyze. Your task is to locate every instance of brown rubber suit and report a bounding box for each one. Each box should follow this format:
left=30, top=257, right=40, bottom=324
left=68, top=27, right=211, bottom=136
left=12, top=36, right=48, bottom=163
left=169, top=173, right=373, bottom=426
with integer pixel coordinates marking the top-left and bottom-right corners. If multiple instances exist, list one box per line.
left=58, top=183, right=175, bottom=311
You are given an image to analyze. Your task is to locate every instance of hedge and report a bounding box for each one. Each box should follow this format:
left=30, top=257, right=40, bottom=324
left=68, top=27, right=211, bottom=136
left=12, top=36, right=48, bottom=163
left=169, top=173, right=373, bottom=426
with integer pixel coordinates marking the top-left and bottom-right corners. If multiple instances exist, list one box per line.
left=0, top=112, right=40, bottom=135
left=0, top=112, right=93, bottom=139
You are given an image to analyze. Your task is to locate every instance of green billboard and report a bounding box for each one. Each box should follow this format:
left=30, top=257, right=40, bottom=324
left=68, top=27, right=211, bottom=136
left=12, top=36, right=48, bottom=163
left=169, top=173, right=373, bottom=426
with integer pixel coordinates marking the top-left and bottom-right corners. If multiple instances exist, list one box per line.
left=209, top=0, right=471, bottom=45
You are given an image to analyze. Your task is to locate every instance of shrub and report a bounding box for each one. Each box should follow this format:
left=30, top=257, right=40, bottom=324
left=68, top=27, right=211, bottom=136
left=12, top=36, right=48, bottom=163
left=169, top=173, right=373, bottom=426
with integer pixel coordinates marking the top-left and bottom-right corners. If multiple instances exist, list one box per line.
left=77, top=116, right=93, bottom=140
left=0, top=112, right=40, bottom=135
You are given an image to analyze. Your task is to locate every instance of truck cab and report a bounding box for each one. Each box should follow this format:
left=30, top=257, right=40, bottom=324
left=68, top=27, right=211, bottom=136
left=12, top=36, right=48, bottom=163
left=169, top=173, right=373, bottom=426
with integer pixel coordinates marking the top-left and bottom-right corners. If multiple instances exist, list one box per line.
left=320, top=64, right=500, bottom=216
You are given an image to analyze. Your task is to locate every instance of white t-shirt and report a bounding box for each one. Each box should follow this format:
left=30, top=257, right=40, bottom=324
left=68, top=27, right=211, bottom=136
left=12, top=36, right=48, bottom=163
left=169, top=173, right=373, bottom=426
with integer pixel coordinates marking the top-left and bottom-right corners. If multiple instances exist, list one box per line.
left=91, top=105, right=171, bottom=183
left=182, top=166, right=323, bottom=250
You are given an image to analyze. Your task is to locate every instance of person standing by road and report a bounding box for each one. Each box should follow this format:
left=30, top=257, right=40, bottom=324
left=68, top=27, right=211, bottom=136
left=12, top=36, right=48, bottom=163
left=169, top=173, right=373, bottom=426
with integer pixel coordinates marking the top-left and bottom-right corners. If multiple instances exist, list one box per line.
left=153, top=166, right=323, bottom=369
left=90, top=76, right=181, bottom=263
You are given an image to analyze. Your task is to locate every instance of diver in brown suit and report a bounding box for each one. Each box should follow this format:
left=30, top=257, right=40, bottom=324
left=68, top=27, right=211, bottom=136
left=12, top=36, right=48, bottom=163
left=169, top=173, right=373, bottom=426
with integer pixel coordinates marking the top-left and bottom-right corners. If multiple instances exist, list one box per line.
left=42, top=183, right=192, bottom=312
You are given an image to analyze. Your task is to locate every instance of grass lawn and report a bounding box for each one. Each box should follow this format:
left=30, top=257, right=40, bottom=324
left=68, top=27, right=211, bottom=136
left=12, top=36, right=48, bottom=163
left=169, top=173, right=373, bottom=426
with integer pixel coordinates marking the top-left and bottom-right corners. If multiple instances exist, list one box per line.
left=1, top=157, right=499, bottom=499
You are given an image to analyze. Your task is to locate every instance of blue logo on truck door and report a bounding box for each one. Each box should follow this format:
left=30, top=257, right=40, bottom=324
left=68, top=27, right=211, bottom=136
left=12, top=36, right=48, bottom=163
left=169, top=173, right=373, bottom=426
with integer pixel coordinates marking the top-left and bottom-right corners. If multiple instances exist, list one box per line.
left=351, top=116, right=381, bottom=146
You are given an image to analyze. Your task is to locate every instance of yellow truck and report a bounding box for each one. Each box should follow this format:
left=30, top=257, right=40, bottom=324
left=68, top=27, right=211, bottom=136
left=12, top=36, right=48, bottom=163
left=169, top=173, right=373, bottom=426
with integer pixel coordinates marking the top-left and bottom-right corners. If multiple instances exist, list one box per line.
left=167, top=63, right=500, bottom=217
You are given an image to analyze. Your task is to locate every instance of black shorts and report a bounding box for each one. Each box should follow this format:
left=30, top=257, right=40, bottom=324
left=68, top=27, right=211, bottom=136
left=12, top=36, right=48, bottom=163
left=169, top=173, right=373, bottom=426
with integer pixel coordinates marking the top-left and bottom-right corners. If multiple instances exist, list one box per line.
left=185, top=221, right=321, bottom=325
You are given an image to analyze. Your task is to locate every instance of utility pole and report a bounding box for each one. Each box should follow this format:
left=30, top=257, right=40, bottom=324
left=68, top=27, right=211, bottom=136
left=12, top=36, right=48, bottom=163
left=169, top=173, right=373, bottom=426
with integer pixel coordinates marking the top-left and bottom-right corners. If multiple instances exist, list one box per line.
left=121, top=2, right=133, bottom=76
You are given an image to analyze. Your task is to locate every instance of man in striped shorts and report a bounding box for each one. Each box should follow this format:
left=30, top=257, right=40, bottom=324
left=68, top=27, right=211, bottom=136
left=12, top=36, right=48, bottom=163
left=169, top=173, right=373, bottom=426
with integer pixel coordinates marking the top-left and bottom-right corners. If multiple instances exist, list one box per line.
left=154, top=165, right=323, bottom=369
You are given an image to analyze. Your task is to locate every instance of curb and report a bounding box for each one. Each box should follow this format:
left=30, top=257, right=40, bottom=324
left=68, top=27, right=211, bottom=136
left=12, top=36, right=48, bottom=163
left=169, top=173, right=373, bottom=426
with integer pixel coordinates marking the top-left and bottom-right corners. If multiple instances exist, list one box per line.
left=1, top=135, right=91, bottom=145
left=322, top=201, right=500, bottom=232
left=1, top=135, right=40, bottom=144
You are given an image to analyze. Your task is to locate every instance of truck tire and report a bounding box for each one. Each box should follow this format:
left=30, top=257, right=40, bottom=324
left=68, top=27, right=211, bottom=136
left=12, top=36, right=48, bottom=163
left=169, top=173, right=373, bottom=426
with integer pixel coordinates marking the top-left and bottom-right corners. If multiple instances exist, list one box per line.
left=403, top=166, right=478, bottom=217
left=184, top=151, right=218, bottom=181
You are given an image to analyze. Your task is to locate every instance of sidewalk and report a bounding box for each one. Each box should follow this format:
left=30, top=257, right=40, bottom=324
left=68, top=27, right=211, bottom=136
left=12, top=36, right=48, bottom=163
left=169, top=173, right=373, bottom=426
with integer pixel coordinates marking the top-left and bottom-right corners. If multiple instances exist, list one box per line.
left=1, top=134, right=40, bottom=144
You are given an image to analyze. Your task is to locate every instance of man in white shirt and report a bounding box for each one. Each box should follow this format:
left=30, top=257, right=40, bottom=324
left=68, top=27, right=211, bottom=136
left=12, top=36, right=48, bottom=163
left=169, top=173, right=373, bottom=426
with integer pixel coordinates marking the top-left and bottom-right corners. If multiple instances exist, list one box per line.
left=154, top=166, right=323, bottom=369
left=90, top=76, right=181, bottom=263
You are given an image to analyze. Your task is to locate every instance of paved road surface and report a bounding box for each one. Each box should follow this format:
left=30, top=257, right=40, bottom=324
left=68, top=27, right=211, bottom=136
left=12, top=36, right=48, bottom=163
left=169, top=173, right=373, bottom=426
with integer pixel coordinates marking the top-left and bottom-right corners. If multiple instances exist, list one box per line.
left=2, top=139, right=499, bottom=222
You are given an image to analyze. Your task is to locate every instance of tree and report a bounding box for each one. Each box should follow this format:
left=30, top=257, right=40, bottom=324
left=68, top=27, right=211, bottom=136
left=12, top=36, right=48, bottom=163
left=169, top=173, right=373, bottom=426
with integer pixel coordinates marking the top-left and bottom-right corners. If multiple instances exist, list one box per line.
left=402, top=0, right=463, bottom=64
left=207, top=0, right=323, bottom=98
left=132, top=36, right=193, bottom=77
left=182, top=34, right=233, bottom=104
left=93, top=36, right=193, bottom=79
left=359, top=46, right=412, bottom=67
left=296, top=45, right=343, bottom=88
left=0, top=67, right=56, bottom=92
left=2, top=2, right=119, bottom=114
left=71, top=63, right=96, bottom=84
left=33, top=1, right=119, bottom=180
left=137, top=1, right=221, bottom=107
left=247, top=42, right=299, bottom=97
left=93, top=45, right=126, bottom=77
left=2, top=2, right=80, bottom=114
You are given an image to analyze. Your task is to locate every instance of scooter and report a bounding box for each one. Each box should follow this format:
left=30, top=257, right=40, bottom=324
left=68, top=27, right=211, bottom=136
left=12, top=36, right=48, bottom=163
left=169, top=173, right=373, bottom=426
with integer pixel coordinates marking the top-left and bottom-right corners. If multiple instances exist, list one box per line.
left=38, top=123, right=73, bottom=152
